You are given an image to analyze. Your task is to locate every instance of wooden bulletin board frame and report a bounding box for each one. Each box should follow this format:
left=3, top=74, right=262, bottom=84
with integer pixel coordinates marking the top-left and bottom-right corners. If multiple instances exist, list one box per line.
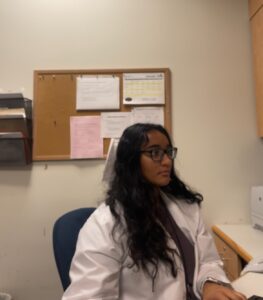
left=33, top=68, right=172, bottom=161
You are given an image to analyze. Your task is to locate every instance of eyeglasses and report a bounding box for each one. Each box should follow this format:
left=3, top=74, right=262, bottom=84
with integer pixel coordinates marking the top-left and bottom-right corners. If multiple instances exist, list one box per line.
left=140, top=147, right=178, bottom=162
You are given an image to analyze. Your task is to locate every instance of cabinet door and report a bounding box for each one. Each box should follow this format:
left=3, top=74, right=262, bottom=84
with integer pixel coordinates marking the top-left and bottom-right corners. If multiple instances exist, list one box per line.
left=249, top=0, right=263, bottom=19
left=213, top=234, right=242, bottom=281
left=250, top=5, right=263, bottom=136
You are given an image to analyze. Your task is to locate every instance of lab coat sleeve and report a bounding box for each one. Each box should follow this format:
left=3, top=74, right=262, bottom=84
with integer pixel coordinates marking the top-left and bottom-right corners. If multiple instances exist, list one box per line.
left=62, top=205, right=125, bottom=300
left=195, top=210, right=230, bottom=297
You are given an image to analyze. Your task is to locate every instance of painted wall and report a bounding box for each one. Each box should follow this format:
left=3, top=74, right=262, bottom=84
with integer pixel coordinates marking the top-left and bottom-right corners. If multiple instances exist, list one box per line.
left=0, top=1, right=263, bottom=299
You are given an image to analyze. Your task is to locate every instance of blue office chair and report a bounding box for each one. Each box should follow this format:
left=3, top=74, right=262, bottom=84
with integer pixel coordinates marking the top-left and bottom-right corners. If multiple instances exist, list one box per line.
left=53, top=207, right=96, bottom=291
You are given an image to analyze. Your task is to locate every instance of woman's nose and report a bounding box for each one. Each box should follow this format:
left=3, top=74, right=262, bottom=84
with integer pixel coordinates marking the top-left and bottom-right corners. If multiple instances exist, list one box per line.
left=161, top=153, right=172, bottom=166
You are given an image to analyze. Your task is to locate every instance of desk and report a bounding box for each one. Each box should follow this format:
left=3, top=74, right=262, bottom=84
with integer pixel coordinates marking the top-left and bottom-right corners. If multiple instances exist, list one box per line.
left=212, top=224, right=263, bottom=281
left=232, top=272, right=263, bottom=297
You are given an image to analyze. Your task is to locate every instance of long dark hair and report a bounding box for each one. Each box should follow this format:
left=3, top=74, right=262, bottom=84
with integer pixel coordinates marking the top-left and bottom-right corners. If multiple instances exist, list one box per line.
left=105, top=123, right=203, bottom=282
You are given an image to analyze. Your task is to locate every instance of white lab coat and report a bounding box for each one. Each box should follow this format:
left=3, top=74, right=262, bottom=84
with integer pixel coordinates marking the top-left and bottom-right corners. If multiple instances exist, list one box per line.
left=62, top=192, right=229, bottom=300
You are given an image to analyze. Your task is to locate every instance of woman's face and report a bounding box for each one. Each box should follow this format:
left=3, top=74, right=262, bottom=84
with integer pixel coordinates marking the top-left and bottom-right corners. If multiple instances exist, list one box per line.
left=140, top=130, right=173, bottom=187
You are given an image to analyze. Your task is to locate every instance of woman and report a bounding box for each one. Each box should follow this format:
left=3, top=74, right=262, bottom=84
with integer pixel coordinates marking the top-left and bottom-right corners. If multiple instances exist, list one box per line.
left=62, top=123, right=246, bottom=300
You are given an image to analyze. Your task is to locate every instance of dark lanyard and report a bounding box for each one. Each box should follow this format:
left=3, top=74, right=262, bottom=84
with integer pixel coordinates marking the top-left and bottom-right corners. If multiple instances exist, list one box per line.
left=160, top=204, right=198, bottom=300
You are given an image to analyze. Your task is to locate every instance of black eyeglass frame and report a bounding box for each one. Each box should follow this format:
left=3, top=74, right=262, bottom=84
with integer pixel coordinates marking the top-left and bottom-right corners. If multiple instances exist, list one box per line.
left=140, top=147, right=178, bottom=162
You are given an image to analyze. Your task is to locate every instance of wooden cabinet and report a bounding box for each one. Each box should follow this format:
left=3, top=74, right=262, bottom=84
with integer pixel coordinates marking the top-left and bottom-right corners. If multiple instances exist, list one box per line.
left=249, top=0, right=263, bottom=18
left=249, top=0, right=263, bottom=136
left=213, top=233, right=242, bottom=281
left=212, top=224, right=263, bottom=283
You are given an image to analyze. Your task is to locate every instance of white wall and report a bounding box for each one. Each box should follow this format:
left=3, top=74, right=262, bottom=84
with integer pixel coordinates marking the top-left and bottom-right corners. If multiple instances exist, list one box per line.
left=0, top=1, right=263, bottom=299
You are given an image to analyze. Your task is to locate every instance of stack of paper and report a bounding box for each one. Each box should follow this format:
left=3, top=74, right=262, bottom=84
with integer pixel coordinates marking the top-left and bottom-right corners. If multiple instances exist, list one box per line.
left=0, top=107, right=26, bottom=119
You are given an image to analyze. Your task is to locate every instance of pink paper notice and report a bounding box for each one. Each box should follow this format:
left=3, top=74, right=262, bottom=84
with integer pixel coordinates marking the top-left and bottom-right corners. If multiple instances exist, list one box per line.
left=70, top=116, right=103, bottom=159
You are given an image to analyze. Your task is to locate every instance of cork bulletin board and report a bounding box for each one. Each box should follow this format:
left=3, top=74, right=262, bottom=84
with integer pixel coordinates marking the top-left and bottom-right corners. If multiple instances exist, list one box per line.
left=33, top=68, right=171, bottom=161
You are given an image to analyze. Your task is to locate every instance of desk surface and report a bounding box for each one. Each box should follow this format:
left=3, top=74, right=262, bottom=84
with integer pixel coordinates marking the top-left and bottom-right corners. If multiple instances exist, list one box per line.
left=212, top=224, right=263, bottom=262
left=232, top=272, right=263, bottom=297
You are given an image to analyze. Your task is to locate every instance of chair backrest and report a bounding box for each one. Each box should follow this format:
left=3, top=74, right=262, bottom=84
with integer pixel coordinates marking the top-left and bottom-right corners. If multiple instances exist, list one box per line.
left=53, top=207, right=96, bottom=291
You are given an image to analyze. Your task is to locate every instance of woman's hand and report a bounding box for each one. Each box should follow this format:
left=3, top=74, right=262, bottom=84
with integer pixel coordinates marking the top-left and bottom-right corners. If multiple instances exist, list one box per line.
left=202, top=282, right=247, bottom=300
